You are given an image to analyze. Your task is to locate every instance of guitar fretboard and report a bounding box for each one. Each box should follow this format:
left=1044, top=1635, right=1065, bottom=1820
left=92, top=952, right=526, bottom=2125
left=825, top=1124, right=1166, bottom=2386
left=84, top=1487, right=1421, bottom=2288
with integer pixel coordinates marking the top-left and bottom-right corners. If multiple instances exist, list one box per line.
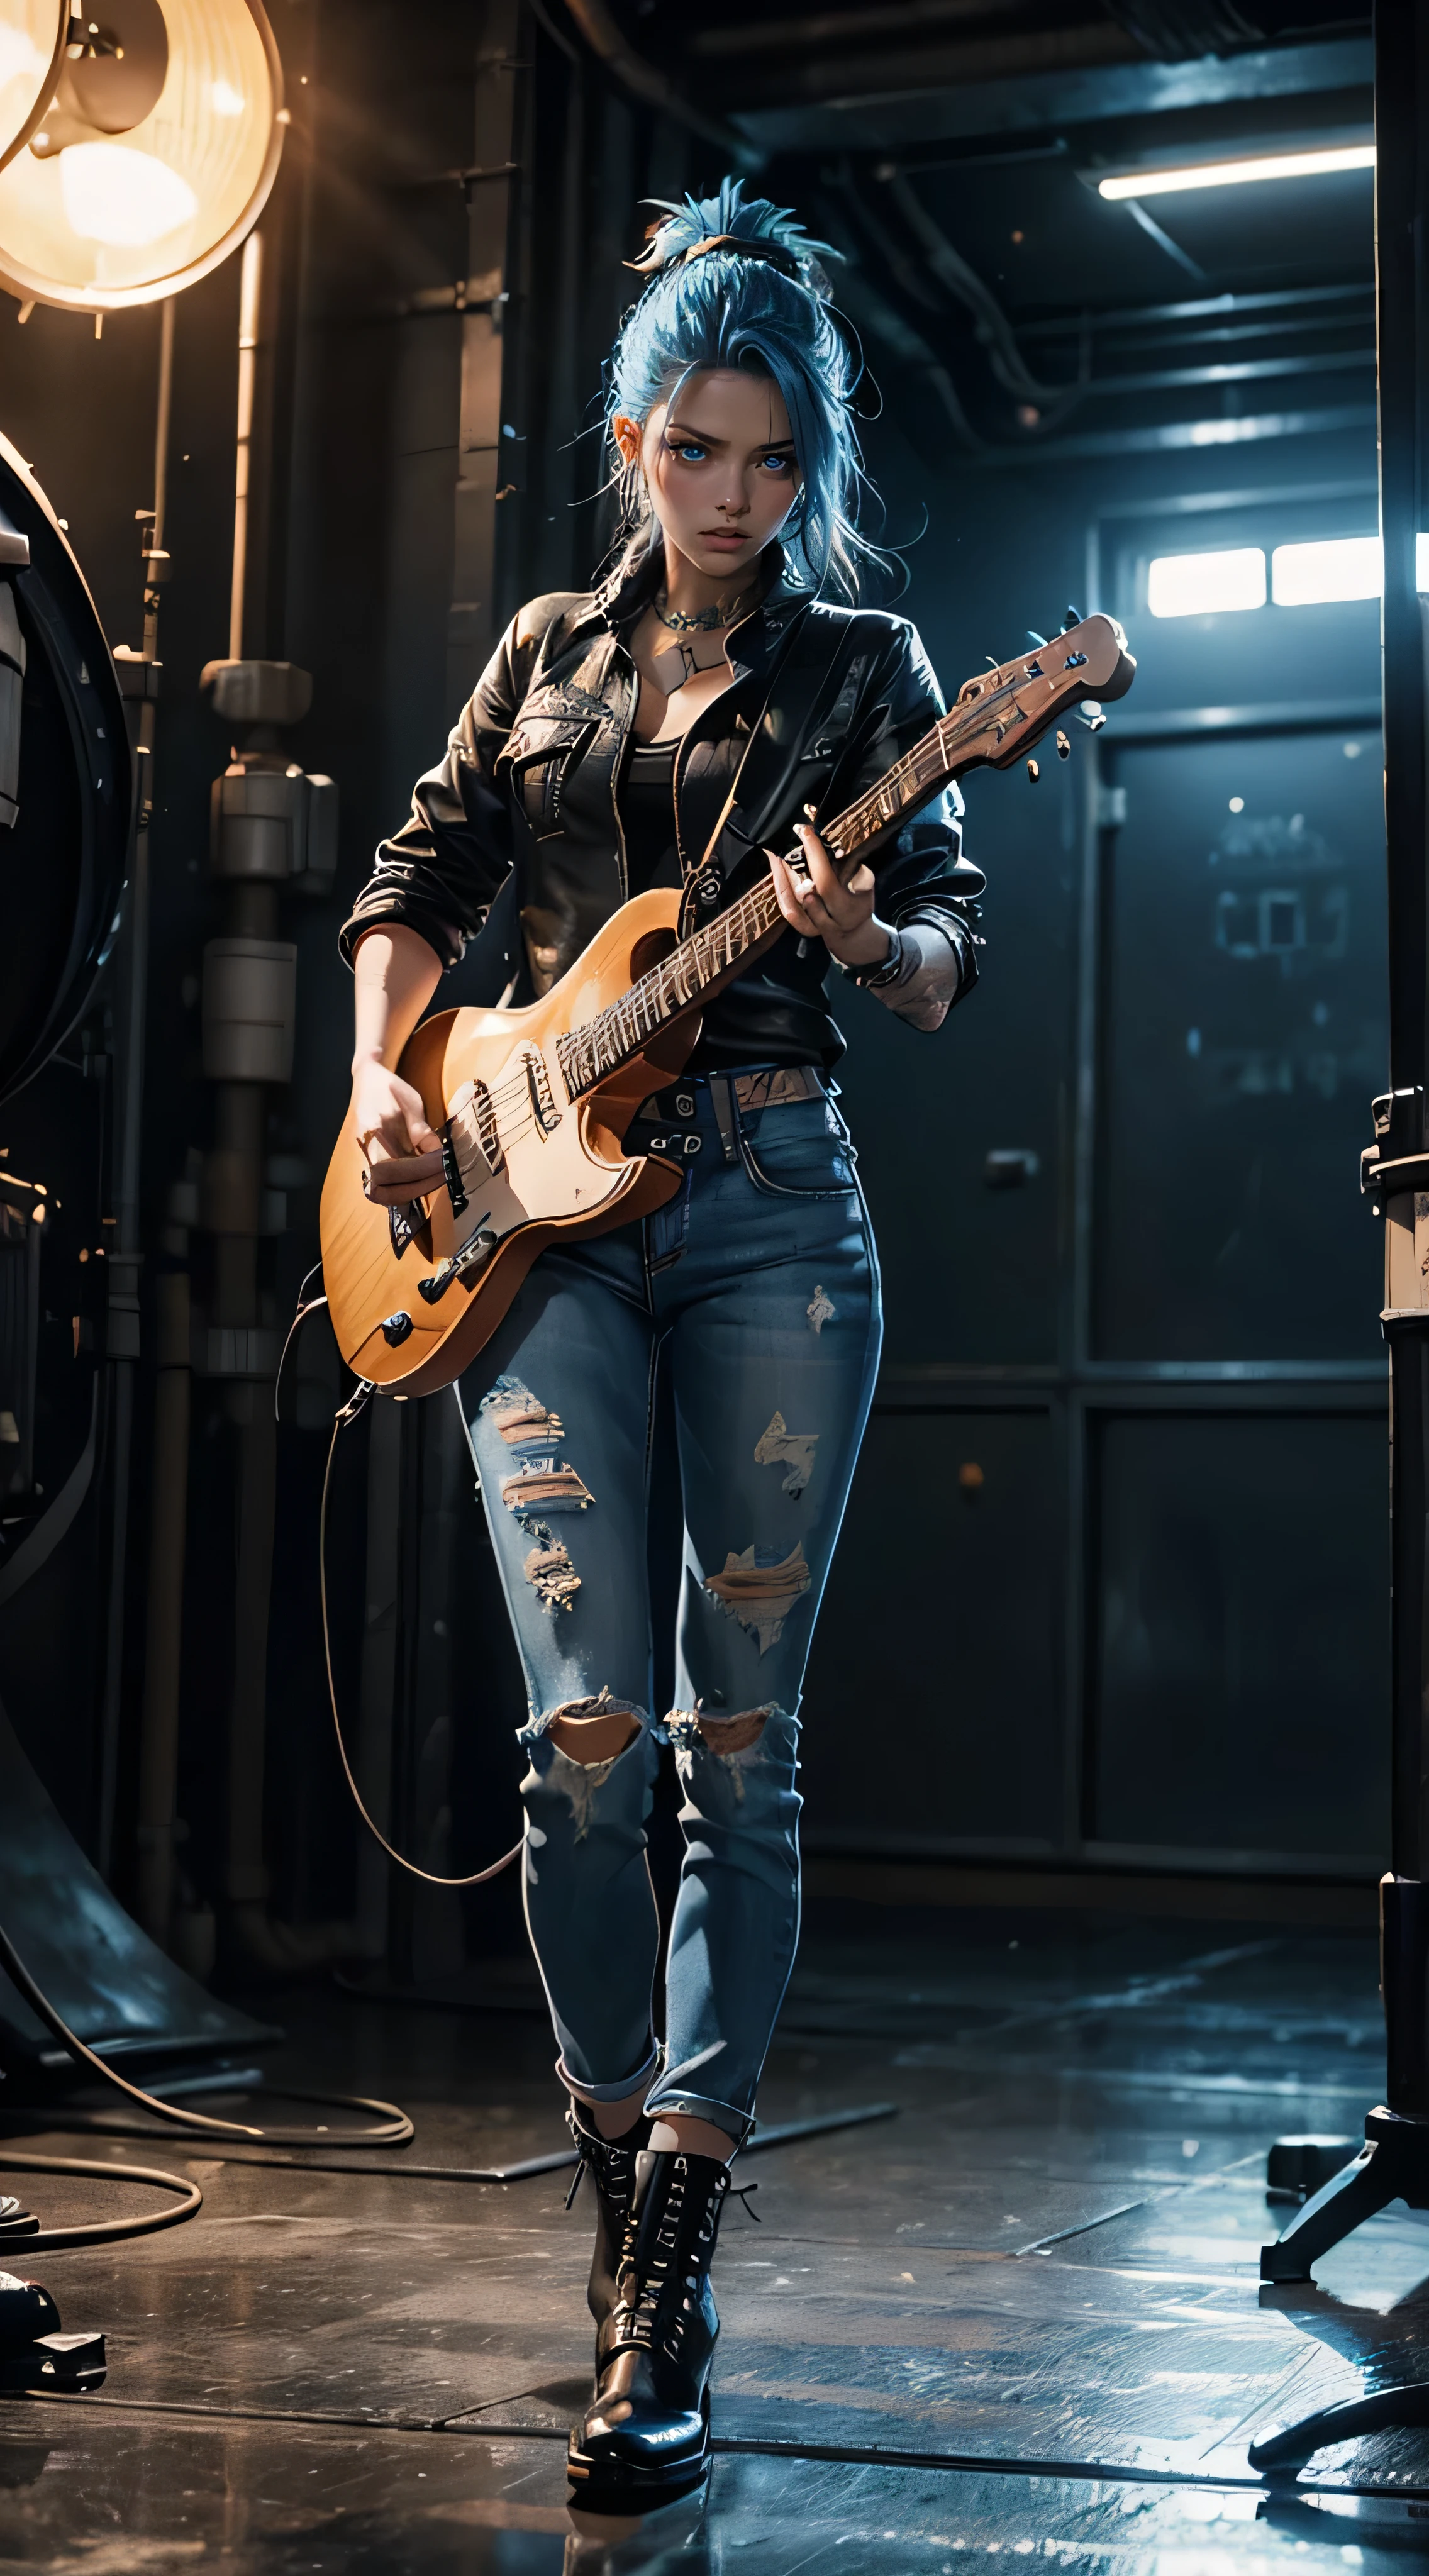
left=555, top=661, right=1037, bottom=1100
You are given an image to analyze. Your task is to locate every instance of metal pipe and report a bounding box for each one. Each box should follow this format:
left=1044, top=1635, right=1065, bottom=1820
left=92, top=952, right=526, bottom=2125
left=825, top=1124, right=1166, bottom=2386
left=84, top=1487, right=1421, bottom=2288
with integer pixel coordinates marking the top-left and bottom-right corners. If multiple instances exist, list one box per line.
left=97, top=294, right=176, bottom=1877
left=134, top=1264, right=191, bottom=1939
left=229, top=233, right=263, bottom=664
left=1374, top=0, right=1429, bottom=1890
left=883, top=170, right=1077, bottom=412
left=689, top=0, right=1023, bottom=53
left=559, top=0, right=762, bottom=169
left=212, top=234, right=348, bottom=1973
left=226, top=1389, right=278, bottom=1914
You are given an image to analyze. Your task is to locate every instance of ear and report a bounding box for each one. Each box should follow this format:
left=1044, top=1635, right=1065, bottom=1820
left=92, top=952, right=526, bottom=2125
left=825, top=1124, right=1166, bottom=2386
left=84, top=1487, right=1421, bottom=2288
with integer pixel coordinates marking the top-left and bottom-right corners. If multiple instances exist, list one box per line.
left=611, top=413, right=644, bottom=469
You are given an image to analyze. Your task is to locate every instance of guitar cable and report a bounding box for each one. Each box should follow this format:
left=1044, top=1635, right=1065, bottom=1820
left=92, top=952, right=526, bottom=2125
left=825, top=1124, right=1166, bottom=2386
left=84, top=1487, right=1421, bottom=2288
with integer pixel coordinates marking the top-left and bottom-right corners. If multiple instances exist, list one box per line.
left=281, top=1267, right=523, bottom=1889
left=319, top=1376, right=524, bottom=1892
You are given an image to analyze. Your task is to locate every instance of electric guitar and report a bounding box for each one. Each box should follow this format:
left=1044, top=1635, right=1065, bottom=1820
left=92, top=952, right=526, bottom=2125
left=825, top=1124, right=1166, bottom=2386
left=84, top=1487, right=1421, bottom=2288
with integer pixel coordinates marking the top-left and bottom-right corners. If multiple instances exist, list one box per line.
left=320, top=611, right=1135, bottom=1394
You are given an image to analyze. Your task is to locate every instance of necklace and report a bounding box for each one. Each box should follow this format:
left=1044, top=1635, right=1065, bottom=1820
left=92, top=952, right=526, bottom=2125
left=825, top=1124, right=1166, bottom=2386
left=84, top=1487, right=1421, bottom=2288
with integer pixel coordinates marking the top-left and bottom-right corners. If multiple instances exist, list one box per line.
left=655, top=582, right=755, bottom=635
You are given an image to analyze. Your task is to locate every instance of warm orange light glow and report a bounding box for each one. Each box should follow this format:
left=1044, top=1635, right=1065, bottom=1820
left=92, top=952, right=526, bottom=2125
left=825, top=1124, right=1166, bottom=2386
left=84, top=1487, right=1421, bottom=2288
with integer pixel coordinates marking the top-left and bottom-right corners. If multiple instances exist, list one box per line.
left=0, top=0, right=282, bottom=313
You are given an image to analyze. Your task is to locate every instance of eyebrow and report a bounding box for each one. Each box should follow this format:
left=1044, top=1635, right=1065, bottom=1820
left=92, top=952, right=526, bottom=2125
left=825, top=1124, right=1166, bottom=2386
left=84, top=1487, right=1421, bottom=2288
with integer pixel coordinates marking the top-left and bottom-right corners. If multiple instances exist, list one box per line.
left=664, top=419, right=796, bottom=453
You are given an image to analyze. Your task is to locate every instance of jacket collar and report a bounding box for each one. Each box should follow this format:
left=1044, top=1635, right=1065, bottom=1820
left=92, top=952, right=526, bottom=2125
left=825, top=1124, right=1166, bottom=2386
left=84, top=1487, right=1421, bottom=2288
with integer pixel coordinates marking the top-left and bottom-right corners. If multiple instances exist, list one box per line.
left=582, top=534, right=808, bottom=679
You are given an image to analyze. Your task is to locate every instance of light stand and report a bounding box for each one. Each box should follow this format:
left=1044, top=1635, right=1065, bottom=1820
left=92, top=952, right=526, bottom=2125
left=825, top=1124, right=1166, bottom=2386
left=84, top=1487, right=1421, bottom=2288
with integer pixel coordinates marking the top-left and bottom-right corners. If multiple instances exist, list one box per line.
left=1260, top=0, right=1429, bottom=2285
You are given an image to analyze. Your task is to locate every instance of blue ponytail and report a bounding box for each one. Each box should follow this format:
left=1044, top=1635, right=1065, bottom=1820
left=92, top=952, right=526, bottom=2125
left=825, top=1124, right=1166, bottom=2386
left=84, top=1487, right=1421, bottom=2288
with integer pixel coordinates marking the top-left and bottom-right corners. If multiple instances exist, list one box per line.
left=605, top=178, right=880, bottom=602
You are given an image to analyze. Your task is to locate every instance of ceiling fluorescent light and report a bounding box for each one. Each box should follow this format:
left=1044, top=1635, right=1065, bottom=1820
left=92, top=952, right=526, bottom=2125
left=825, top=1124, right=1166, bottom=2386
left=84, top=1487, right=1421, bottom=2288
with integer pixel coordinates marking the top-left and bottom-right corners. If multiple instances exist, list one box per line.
left=1099, top=145, right=1376, bottom=203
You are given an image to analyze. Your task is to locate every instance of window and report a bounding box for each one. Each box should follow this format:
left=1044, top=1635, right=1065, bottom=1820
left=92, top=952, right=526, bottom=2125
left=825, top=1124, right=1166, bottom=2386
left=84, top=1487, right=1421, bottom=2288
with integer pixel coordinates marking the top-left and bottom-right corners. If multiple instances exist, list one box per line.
left=1147, top=533, right=1429, bottom=619
left=1147, top=548, right=1267, bottom=619
left=1271, top=537, right=1382, bottom=606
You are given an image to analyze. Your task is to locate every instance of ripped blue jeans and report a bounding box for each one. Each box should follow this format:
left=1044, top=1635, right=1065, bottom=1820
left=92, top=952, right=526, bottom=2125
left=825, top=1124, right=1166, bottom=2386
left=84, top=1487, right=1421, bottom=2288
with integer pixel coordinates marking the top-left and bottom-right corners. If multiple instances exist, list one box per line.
left=459, top=1069, right=882, bottom=2144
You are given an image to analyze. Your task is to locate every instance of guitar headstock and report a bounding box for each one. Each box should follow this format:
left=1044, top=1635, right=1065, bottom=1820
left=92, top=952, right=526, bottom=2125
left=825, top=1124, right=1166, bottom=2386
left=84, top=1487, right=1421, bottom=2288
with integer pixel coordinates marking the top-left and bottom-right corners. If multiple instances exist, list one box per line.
left=948, top=611, right=1135, bottom=772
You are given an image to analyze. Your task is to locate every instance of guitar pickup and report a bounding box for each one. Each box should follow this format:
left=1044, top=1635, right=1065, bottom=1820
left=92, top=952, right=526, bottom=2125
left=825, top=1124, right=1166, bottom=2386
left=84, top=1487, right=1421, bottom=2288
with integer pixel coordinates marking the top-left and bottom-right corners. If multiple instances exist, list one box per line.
left=525, top=1052, right=561, bottom=1134
left=418, top=1224, right=498, bottom=1304
left=447, top=1078, right=506, bottom=1178
left=441, top=1126, right=469, bottom=1219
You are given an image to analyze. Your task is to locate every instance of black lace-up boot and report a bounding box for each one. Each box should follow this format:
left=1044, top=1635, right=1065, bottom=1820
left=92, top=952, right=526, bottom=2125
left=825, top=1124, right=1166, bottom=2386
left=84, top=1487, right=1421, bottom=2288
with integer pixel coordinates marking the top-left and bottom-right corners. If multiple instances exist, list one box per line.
left=565, top=2097, right=653, bottom=2332
left=566, top=2148, right=732, bottom=2504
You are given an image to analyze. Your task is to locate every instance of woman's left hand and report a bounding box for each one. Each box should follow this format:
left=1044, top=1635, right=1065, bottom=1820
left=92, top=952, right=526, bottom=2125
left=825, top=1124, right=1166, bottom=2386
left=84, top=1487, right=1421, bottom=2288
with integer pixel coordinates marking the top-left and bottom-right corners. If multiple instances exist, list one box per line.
left=769, top=822, right=894, bottom=971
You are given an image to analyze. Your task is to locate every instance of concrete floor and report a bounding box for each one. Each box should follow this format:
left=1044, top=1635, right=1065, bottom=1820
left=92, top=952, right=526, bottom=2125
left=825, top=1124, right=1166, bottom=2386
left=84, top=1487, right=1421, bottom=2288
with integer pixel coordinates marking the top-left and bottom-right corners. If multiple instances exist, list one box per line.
left=3, top=1903, right=1428, bottom=2570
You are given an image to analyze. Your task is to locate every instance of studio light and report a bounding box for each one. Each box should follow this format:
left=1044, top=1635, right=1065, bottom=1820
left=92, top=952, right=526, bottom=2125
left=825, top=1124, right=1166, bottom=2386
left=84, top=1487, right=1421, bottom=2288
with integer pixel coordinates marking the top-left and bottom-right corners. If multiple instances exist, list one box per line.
left=0, top=0, right=283, bottom=315
left=1098, top=145, right=1376, bottom=202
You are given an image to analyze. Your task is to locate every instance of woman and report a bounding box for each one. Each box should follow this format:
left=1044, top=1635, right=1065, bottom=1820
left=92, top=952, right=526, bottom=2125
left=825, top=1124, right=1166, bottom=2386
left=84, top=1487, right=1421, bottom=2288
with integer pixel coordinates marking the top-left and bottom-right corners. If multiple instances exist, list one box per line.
left=340, top=180, right=982, bottom=2506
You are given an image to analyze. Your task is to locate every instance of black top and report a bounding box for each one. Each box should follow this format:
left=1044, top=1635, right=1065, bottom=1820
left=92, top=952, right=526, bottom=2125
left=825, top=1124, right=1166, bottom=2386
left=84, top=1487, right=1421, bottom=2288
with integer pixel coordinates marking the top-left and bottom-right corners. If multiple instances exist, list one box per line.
left=621, top=738, right=682, bottom=900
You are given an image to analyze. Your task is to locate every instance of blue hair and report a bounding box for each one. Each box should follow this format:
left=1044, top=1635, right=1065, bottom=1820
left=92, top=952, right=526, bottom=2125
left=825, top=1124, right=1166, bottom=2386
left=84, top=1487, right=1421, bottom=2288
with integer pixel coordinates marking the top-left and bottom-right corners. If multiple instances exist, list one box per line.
left=604, top=179, right=877, bottom=602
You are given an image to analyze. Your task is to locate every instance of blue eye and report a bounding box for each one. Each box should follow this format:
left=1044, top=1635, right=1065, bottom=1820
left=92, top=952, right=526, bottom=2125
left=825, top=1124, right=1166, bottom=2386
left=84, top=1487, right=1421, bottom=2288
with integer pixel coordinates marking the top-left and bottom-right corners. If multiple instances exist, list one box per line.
left=670, top=440, right=708, bottom=463
left=761, top=452, right=794, bottom=475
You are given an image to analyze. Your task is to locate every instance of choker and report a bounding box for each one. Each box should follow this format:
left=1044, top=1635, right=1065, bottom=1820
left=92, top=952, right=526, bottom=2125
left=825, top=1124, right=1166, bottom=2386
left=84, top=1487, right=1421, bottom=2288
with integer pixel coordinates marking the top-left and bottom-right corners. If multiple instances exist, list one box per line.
left=655, top=583, right=756, bottom=635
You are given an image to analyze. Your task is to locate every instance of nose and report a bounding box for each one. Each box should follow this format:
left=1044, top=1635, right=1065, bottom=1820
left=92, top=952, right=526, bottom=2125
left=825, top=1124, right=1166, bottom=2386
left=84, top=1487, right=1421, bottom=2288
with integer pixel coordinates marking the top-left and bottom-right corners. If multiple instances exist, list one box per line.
left=717, top=488, right=750, bottom=519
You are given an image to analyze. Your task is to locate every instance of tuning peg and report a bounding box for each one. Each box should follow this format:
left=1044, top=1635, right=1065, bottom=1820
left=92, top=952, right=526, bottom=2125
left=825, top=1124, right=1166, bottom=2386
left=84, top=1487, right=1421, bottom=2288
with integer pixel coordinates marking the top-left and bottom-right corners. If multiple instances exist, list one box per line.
left=984, top=653, right=1001, bottom=669
left=1076, top=702, right=1105, bottom=732
left=1026, top=758, right=1040, bottom=783
left=1026, top=629, right=1047, bottom=650
left=1055, top=730, right=1070, bottom=759
left=1062, top=605, right=1082, bottom=630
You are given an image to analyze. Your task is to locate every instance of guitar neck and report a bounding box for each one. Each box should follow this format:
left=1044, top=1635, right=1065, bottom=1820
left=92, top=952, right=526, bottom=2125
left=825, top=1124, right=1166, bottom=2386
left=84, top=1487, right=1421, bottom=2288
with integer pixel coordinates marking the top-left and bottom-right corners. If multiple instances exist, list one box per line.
left=557, top=654, right=1070, bottom=1101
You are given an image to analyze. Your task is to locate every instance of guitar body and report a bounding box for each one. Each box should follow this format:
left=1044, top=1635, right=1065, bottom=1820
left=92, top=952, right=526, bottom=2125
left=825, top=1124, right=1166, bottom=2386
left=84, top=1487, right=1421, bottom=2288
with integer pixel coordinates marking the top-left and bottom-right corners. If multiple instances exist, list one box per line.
left=321, top=613, right=1137, bottom=1401
left=320, top=888, right=696, bottom=1397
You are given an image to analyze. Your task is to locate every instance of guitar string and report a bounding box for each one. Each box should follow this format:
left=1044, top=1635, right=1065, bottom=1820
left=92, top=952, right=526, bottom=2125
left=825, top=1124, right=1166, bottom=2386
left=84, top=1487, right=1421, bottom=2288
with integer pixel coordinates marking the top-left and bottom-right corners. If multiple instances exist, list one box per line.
left=563, top=657, right=1050, bottom=1087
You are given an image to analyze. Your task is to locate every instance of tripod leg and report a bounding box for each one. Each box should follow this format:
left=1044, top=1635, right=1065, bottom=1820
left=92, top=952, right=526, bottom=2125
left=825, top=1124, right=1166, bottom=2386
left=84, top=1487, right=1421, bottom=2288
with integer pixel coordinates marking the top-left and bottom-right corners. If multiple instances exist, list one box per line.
left=1260, top=2142, right=1393, bottom=2282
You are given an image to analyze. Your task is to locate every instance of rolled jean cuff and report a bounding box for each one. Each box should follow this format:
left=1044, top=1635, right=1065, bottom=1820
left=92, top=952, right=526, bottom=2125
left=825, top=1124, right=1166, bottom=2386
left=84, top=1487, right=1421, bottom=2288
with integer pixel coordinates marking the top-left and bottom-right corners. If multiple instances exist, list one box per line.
left=557, top=2041, right=660, bottom=2107
left=642, top=2086, right=756, bottom=2150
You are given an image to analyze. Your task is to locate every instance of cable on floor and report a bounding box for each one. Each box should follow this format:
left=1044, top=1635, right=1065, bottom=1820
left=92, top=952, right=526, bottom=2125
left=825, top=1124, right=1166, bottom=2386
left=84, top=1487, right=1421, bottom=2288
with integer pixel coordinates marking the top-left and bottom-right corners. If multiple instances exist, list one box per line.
left=0, top=2149, right=202, bottom=2251
left=0, top=1916, right=414, bottom=2148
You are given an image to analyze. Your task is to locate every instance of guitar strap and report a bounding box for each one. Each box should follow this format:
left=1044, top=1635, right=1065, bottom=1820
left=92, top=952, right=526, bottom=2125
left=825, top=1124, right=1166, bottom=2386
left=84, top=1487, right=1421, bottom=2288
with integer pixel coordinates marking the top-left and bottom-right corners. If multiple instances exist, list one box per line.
left=681, top=601, right=848, bottom=924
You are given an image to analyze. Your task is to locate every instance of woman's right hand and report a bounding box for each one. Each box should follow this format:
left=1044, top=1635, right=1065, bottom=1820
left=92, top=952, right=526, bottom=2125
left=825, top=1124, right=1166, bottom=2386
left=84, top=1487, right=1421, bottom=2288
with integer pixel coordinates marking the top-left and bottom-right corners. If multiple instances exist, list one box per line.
left=352, top=1055, right=444, bottom=1204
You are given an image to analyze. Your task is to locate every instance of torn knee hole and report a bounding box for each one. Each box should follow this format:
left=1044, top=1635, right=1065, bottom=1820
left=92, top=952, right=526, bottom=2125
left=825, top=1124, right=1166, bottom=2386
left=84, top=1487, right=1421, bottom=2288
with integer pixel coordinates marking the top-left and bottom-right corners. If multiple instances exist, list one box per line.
left=546, top=1689, right=642, bottom=1767
left=667, top=1706, right=771, bottom=1755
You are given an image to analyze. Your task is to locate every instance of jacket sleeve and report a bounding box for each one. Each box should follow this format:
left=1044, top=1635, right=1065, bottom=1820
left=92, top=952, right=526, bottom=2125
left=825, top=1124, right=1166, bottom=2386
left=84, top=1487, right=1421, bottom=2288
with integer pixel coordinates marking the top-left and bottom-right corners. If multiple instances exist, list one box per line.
left=337, top=594, right=581, bottom=971
left=837, top=615, right=984, bottom=1018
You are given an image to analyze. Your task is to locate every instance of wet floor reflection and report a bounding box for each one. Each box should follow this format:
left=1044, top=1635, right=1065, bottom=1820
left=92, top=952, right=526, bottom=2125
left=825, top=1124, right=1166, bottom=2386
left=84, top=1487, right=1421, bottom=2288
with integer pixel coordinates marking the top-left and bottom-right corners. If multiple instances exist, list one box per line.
left=4, top=2413, right=1429, bottom=2572
left=3, top=1910, right=1428, bottom=2567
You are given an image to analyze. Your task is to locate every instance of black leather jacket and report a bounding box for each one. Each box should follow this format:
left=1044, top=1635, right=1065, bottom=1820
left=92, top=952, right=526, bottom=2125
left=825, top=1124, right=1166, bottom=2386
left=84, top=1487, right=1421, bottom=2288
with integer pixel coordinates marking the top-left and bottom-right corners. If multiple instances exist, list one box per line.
left=340, top=541, right=983, bottom=1072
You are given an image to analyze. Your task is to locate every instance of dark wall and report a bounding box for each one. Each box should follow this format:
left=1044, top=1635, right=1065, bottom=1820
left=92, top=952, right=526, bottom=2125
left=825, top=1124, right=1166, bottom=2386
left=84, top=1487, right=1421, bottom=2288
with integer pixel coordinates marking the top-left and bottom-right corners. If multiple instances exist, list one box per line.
left=0, top=3, right=1391, bottom=1957
left=0, top=267, right=244, bottom=1854
left=0, top=0, right=698, bottom=1953
left=799, top=410, right=1387, bottom=1874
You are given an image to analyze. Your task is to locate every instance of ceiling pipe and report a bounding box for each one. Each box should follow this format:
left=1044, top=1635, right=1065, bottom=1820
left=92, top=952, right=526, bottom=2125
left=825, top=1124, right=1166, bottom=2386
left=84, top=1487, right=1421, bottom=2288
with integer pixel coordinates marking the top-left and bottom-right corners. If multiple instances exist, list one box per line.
left=811, top=210, right=987, bottom=454
left=689, top=0, right=1037, bottom=58
left=559, top=0, right=764, bottom=170
left=882, top=168, right=1088, bottom=424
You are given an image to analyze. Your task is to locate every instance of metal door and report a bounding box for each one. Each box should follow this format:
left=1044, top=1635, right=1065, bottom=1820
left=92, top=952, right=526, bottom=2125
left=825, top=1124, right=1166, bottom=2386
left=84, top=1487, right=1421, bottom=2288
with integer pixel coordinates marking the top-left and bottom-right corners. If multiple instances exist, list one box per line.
left=804, top=477, right=1390, bottom=1880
